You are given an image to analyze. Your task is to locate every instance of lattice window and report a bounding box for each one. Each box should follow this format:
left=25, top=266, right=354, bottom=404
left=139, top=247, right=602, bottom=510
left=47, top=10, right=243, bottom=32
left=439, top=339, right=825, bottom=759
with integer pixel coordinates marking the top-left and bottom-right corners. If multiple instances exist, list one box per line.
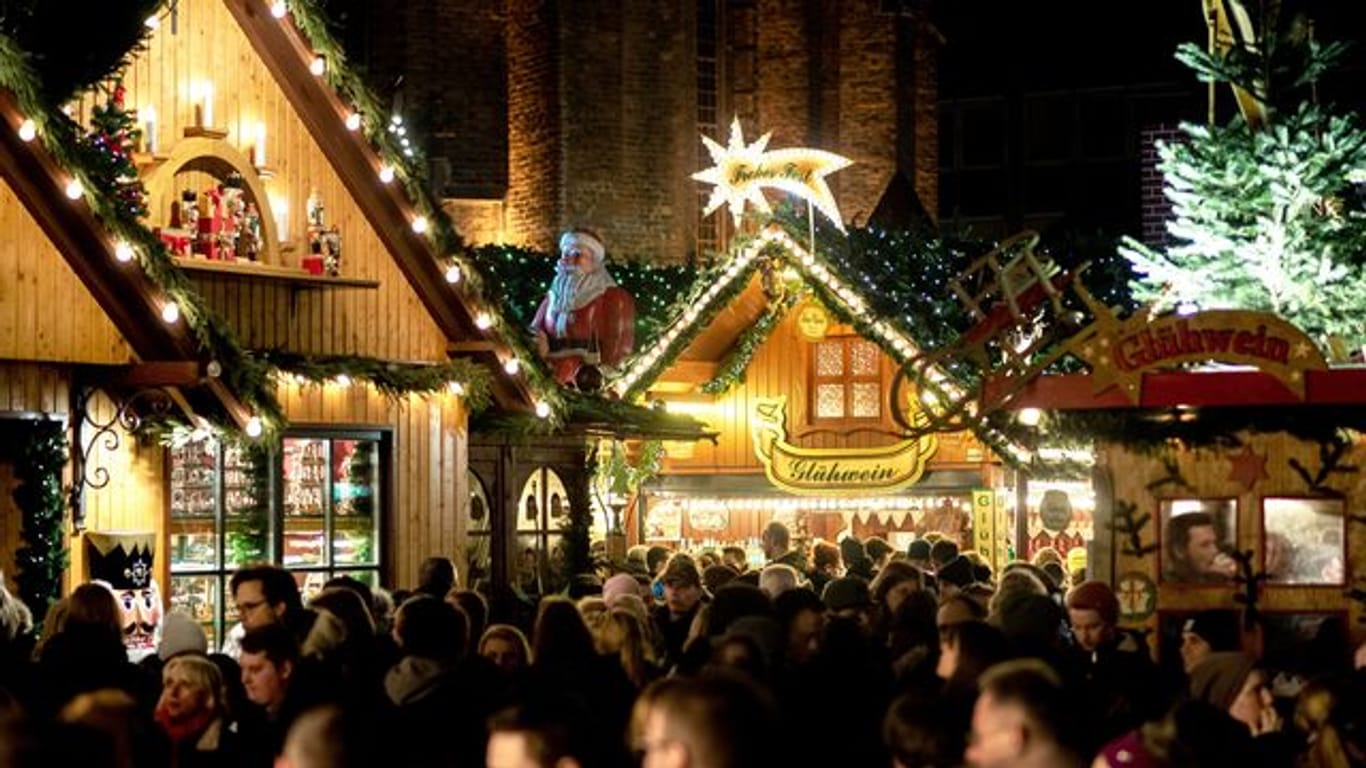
left=812, top=337, right=883, bottom=421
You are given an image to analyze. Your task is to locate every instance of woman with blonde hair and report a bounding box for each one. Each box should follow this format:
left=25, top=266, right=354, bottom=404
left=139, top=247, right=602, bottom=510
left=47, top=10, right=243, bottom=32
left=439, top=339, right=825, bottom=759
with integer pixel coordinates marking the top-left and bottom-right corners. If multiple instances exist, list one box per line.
left=479, top=623, right=532, bottom=674
left=1295, top=676, right=1366, bottom=767
left=595, top=609, right=658, bottom=690
left=155, top=654, right=239, bottom=766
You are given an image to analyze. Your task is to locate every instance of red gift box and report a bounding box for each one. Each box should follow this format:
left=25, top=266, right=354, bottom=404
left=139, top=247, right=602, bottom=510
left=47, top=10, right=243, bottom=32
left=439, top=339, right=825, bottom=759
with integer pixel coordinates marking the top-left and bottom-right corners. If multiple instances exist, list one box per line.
left=301, top=254, right=325, bottom=275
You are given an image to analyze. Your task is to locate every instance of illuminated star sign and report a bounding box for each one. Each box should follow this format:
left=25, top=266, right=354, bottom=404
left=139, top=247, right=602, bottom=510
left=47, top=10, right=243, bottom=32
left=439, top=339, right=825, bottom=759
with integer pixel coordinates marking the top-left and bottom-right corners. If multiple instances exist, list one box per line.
left=692, top=117, right=853, bottom=232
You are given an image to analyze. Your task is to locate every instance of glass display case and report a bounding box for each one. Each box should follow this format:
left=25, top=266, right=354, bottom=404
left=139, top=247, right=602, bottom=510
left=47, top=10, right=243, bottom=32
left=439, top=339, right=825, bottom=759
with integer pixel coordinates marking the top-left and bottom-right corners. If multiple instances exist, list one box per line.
left=167, top=432, right=385, bottom=651
left=168, top=437, right=269, bottom=651
left=281, top=435, right=382, bottom=591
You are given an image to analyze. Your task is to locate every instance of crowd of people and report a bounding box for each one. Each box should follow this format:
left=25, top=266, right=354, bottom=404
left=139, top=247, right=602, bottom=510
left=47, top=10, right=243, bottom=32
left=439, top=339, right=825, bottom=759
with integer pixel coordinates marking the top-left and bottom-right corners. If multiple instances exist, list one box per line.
left=2, top=520, right=1365, bottom=767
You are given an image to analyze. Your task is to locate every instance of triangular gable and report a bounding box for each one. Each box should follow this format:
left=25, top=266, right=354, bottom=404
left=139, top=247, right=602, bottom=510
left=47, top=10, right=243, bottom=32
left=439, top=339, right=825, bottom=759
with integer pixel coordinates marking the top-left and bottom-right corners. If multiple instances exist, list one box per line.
left=612, top=225, right=1026, bottom=462
left=220, top=0, right=552, bottom=414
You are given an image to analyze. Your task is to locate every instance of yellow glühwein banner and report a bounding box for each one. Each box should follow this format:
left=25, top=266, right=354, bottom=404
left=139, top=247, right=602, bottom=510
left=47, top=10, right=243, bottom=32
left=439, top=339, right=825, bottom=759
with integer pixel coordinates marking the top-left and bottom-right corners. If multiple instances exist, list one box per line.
left=751, top=397, right=937, bottom=496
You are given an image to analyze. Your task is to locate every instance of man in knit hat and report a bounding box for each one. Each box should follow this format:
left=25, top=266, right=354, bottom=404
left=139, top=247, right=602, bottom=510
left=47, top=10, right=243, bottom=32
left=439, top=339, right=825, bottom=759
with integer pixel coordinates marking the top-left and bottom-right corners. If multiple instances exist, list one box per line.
left=1188, top=652, right=1285, bottom=740
left=1065, top=580, right=1161, bottom=751
left=1179, top=610, right=1240, bottom=673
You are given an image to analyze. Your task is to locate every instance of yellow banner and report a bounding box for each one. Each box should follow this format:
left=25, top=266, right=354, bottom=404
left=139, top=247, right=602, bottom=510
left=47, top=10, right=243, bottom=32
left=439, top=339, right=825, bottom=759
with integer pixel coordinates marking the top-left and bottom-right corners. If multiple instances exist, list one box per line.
left=751, top=397, right=937, bottom=496
left=972, top=490, right=1008, bottom=573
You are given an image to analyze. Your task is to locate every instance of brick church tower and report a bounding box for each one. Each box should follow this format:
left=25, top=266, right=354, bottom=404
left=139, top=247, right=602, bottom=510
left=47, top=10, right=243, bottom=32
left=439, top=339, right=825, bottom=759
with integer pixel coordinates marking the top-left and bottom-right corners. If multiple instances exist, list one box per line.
left=346, top=0, right=939, bottom=264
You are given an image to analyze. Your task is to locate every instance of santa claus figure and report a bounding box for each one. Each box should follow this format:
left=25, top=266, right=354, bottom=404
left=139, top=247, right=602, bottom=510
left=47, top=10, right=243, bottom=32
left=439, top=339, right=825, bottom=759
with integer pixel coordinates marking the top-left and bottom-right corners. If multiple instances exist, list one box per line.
left=532, top=229, right=636, bottom=388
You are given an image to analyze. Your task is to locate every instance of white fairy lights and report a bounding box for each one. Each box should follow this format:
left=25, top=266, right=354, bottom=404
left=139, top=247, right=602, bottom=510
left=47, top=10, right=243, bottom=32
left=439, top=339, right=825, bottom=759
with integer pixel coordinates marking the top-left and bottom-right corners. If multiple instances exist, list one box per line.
left=64, top=179, right=84, bottom=200
left=114, top=241, right=135, bottom=263
left=17, top=118, right=36, bottom=142
left=161, top=302, right=181, bottom=324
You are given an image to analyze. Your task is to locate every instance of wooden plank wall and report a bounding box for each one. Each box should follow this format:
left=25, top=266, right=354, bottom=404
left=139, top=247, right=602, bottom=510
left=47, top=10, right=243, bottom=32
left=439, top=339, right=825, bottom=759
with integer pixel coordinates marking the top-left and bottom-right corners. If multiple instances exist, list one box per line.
left=1105, top=431, right=1366, bottom=656
left=278, top=382, right=469, bottom=590
left=74, top=390, right=167, bottom=588
left=662, top=306, right=989, bottom=473
left=0, top=180, right=131, bottom=365
left=91, top=0, right=449, bottom=362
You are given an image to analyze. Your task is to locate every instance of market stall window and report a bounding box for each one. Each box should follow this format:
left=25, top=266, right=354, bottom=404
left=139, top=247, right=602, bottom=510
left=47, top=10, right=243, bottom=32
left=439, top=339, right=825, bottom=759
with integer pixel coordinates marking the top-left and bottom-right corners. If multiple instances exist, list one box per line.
left=281, top=434, right=384, bottom=599
left=1262, top=498, right=1345, bottom=585
left=1158, top=499, right=1237, bottom=584
left=516, top=467, right=569, bottom=597
left=167, top=437, right=270, bottom=650
left=466, top=470, right=493, bottom=589
left=811, top=337, right=883, bottom=421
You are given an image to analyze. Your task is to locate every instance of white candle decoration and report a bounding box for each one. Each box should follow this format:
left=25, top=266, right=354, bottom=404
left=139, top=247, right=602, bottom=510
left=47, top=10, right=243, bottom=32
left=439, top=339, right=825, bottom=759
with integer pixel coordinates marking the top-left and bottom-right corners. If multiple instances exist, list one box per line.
left=270, top=196, right=289, bottom=242
left=200, top=83, right=214, bottom=128
left=254, top=122, right=267, bottom=166
left=143, top=105, right=157, bottom=153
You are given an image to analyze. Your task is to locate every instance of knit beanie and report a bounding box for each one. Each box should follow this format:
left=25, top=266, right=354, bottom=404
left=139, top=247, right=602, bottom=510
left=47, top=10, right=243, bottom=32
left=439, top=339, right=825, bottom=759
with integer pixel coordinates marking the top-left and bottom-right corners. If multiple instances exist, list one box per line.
left=1188, top=651, right=1257, bottom=711
left=158, top=612, right=208, bottom=660
left=602, top=573, right=642, bottom=608
left=1065, top=580, right=1120, bottom=626
left=937, top=555, right=976, bottom=588
left=1183, top=611, right=1240, bottom=652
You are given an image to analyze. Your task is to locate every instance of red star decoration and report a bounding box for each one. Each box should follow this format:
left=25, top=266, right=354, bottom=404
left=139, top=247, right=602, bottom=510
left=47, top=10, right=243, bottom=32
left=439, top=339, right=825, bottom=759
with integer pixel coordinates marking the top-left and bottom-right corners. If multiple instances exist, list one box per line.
left=1227, top=445, right=1269, bottom=490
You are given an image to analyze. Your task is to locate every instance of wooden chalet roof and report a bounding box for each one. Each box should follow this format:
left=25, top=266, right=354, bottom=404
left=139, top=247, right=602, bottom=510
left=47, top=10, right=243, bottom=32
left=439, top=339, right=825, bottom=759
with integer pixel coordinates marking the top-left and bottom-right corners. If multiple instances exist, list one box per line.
left=0, top=89, right=251, bottom=425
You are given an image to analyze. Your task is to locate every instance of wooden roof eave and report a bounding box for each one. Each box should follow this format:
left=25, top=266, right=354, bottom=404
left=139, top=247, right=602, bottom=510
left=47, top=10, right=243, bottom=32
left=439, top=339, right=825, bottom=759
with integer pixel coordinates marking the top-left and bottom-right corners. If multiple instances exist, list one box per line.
left=225, top=0, right=535, bottom=411
left=0, top=90, right=251, bottom=427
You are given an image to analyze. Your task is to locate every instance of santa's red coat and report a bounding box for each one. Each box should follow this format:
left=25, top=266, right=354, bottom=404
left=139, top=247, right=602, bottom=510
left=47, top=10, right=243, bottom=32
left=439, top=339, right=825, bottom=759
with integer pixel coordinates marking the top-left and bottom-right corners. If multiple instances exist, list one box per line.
left=532, top=287, right=636, bottom=384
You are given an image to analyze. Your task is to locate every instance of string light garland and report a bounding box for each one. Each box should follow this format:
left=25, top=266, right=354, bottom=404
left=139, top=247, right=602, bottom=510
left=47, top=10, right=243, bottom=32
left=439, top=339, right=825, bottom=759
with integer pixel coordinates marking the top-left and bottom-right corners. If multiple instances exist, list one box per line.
left=261, top=352, right=492, bottom=410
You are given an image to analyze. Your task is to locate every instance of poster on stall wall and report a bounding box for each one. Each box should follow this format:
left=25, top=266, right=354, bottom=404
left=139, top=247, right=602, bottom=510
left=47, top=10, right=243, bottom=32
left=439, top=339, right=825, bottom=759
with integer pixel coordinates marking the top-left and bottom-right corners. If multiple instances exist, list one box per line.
left=646, top=499, right=683, bottom=541
left=972, top=490, right=1010, bottom=573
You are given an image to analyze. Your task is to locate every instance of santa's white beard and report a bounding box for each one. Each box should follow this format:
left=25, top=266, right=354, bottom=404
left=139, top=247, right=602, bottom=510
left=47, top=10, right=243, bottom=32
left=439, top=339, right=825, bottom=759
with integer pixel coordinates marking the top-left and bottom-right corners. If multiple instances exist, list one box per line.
left=547, top=265, right=616, bottom=337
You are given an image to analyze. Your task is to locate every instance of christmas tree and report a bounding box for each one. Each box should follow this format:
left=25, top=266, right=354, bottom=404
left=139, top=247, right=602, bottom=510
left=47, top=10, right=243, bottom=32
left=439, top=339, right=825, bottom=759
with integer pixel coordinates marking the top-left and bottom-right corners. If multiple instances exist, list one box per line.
left=79, top=82, right=149, bottom=219
left=1120, top=5, right=1366, bottom=351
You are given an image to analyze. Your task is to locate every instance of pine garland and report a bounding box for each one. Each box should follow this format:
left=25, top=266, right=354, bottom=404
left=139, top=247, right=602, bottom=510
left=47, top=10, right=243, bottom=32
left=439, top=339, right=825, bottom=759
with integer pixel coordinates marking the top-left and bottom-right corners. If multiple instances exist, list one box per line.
left=261, top=351, right=492, bottom=411
left=12, top=420, right=68, bottom=628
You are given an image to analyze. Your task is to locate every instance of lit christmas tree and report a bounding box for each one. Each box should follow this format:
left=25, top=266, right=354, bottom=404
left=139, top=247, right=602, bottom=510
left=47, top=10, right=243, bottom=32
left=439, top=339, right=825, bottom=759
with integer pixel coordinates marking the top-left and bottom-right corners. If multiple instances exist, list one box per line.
left=80, top=82, right=149, bottom=219
left=1121, top=9, right=1366, bottom=351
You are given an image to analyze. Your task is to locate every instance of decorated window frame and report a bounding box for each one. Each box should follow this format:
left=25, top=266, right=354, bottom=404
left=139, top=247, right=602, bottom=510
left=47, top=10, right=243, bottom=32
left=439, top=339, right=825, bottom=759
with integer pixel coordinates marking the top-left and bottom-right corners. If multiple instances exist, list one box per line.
left=809, top=335, right=884, bottom=423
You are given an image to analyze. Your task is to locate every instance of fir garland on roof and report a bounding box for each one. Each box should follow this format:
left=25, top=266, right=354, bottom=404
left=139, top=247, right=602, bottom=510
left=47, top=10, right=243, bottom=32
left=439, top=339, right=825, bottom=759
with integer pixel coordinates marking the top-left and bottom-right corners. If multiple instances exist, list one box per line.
left=261, top=351, right=492, bottom=411
left=700, top=287, right=802, bottom=396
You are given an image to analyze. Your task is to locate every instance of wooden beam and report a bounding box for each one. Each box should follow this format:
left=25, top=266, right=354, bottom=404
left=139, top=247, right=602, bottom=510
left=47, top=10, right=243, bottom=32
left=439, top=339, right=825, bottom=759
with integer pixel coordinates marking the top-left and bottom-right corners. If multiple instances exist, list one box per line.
left=657, top=360, right=719, bottom=385
left=106, top=362, right=204, bottom=388
left=447, top=340, right=500, bottom=355
left=226, top=0, right=534, bottom=413
left=987, top=368, right=1366, bottom=411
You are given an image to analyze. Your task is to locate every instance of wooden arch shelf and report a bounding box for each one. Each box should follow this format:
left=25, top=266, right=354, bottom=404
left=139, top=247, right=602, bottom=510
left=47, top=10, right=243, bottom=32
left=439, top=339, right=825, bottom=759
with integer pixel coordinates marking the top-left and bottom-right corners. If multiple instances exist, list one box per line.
left=172, top=257, right=378, bottom=290
left=139, top=135, right=281, bottom=263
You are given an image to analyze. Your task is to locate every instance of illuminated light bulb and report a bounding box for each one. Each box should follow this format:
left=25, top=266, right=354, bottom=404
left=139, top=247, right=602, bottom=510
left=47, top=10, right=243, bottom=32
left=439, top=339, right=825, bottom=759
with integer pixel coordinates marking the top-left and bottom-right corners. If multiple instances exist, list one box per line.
left=245, top=416, right=264, bottom=438
left=64, top=179, right=84, bottom=200
left=444, top=264, right=461, bottom=284
left=378, top=165, right=395, bottom=183
left=309, top=56, right=326, bottom=76
left=411, top=216, right=429, bottom=234
left=475, top=313, right=493, bottom=330
left=114, top=241, right=134, bottom=263
left=144, top=14, right=160, bottom=29
left=161, top=302, right=180, bottom=324
left=503, top=358, right=520, bottom=375
left=270, top=1, right=287, bottom=18
left=535, top=401, right=551, bottom=419
left=447, top=381, right=465, bottom=396
left=335, top=374, right=352, bottom=387
left=17, top=118, right=36, bottom=142
left=345, top=111, right=361, bottom=131
left=1017, top=408, right=1043, bottom=427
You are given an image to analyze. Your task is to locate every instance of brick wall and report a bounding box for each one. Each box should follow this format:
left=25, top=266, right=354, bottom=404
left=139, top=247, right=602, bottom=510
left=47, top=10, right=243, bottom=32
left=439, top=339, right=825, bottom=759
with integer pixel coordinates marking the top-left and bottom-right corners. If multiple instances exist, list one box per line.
left=506, top=0, right=562, bottom=250
left=1140, top=123, right=1182, bottom=247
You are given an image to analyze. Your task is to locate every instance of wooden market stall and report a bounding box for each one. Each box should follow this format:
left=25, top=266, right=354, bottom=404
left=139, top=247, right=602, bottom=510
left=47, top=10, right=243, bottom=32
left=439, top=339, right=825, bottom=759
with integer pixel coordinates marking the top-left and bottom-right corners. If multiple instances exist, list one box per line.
left=612, top=228, right=1071, bottom=570
left=0, top=0, right=543, bottom=651
left=998, top=310, right=1366, bottom=684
